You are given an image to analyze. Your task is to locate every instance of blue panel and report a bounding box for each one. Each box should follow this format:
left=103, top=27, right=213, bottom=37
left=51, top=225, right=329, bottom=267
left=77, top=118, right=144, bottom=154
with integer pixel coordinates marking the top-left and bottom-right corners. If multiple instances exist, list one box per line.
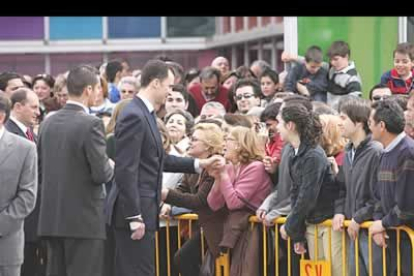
left=50, top=17, right=102, bottom=40
left=108, top=17, right=161, bottom=38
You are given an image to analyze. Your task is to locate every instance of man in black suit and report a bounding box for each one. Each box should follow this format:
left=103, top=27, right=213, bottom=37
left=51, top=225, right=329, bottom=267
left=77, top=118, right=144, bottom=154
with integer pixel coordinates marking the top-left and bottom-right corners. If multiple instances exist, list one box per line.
left=106, top=60, right=220, bottom=276
left=5, top=88, right=45, bottom=276
left=37, top=65, right=114, bottom=276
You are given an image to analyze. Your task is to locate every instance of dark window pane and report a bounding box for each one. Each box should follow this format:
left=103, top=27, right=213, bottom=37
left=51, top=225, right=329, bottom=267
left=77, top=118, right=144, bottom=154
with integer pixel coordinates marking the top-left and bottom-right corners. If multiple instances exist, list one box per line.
left=108, top=17, right=161, bottom=38
left=167, top=17, right=215, bottom=37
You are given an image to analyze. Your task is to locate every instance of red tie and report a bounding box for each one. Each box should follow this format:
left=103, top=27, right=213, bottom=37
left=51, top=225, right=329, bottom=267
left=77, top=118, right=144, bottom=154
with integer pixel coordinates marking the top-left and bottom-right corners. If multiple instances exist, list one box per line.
left=26, top=129, right=34, bottom=142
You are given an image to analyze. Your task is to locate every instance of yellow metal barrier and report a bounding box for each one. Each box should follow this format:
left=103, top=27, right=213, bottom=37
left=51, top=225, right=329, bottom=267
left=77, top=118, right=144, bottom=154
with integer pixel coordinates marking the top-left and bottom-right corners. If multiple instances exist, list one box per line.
left=156, top=214, right=228, bottom=276
left=248, top=216, right=414, bottom=276
left=156, top=215, right=414, bottom=276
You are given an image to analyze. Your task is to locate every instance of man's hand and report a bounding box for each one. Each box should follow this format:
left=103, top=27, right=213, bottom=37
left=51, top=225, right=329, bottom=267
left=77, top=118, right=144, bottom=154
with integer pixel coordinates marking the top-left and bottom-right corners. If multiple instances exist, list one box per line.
left=199, top=155, right=225, bottom=169
left=369, top=220, right=385, bottom=235
left=131, top=222, right=145, bottom=240
left=161, top=188, right=169, bottom=201
left=372, top=232, right=388, bottom=248
left=296, top=82, right=310, bottom=96
left=263, top=156, right=278, bottom=174
left=347, top=218, right=360, bottom=241
left=280, top=225, right=289, bottom=240
left=294, top=242, right=307, bottom=254
left=332, top=214, right=345, bottom=232
left=159, top=204, right=171, bottom=219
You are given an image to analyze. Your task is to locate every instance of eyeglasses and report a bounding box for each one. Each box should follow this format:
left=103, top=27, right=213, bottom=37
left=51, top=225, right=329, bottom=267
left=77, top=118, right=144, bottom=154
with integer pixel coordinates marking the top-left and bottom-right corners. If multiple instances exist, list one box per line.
left=372, top=95, right=390, bottom=101
left=235, top=94, right=255, bottom=101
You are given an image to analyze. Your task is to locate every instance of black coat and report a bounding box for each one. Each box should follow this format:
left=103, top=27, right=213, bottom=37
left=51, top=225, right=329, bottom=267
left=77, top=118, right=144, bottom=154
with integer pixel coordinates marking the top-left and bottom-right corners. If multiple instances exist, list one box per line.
left=284, top=143, right=338, bottom=242
left=105, top=96, right=196, bottom=231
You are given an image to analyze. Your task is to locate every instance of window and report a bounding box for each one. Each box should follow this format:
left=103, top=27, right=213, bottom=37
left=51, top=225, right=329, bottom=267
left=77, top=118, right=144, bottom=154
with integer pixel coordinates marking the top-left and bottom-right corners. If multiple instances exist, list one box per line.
left=50, top=17, right=102, bottom=40
left=0, top=17, right=43, bottom=40
left=108, top=17, right=161, bottom=38
left=167, top=17, right=215, bottom=37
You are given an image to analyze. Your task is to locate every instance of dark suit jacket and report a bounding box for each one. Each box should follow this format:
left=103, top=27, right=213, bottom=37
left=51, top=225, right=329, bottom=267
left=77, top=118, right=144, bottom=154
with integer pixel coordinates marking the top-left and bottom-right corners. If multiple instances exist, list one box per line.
left=37, top=103, right=114, bottom=239
left=5, top=119, right=39, bottom=242
left=106, top=96, right=195, bottom=232
left=5, top=119, right=38, bottom=143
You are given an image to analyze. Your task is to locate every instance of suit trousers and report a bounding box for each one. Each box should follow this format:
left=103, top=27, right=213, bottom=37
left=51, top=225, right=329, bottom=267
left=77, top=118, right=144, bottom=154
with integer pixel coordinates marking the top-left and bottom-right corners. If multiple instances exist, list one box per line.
left=21, top=240, right=47, bottom=276
left=114, top=228, right=156, bottom=276
left=45, top=237, right=104, bottom=276
left=0, top=266, right=20, bottom=276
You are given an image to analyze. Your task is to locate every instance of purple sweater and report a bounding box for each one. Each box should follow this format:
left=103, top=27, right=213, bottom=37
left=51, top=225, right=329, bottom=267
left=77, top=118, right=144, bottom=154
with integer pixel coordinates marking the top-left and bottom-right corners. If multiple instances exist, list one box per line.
left=374, top=135, right=414, bottom=229
left=207, top=161, right=271, bottom=211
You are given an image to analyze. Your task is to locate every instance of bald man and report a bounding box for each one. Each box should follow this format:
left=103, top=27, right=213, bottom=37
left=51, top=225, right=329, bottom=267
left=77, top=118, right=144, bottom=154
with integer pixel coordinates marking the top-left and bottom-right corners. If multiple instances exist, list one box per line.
left=211, top=56, right=230, bottom=79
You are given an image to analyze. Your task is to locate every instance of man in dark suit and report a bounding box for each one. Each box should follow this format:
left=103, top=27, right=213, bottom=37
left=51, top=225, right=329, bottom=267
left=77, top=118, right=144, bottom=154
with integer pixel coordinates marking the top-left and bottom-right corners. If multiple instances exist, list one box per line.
left=106, top=60, right=220, bottom=276
left=0, top=94, right=38, bottom=276
left=37, top=65, right=114, bottom=276
left=5, top=88, right=45, bottom=276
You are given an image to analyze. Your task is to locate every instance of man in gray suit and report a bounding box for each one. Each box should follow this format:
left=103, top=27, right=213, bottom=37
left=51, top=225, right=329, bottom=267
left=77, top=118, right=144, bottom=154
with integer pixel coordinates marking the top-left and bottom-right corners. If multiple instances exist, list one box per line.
left=0, top=94, right=38, bottom=276
left=37, top=65, right=114, bottom=276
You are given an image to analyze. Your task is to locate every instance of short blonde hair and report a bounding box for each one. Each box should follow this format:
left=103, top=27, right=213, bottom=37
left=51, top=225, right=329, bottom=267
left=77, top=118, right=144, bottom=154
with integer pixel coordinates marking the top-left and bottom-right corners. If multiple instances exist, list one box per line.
left=319, top=114, right=347, bottom=157
left=193, top=123, right=224, bottom=155
left=229, top=126, right=264, bottom=164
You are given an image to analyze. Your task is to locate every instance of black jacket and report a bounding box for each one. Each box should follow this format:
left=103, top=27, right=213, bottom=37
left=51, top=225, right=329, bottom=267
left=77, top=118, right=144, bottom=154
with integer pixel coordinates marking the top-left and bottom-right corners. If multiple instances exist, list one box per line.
left=284, top=143, right=337, bottom=242
left=105, top=97, right=196, bottom=231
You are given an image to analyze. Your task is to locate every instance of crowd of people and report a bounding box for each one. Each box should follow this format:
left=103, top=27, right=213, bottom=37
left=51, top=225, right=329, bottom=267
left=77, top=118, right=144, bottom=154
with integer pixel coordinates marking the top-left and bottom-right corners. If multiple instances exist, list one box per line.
left=0, top=39, right=414, bottom=276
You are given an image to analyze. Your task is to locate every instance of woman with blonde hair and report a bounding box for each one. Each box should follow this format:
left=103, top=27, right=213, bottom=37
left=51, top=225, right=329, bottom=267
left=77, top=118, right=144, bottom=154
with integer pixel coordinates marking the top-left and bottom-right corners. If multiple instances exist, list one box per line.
left=161, top=123, right=227, bottom=276
left=319, top=114, right=347, bottom=167
left=207, top=126, right=272, bottom=276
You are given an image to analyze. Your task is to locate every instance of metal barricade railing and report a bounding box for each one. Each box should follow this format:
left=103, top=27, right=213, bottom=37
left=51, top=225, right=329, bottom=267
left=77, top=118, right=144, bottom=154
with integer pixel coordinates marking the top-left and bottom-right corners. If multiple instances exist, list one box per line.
left=156, top=214, right=229, bottom=276
left=248, top=216, right=414, bottom=276
left=156, top=215, right=414, bottom=276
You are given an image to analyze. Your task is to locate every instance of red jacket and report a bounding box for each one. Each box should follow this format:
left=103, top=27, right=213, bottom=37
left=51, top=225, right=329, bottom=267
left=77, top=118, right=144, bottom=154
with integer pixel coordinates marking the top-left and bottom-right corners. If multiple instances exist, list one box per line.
left=188, top=83, right=231, bottom=112
left=265, top=134, right=284, bottom=164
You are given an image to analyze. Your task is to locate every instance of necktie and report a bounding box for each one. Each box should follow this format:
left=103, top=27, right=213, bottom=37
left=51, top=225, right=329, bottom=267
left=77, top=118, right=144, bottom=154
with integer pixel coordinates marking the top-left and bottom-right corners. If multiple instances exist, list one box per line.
left=26, top=128, right=34, bottom=142
left=150, top=111, right=158, bottom=126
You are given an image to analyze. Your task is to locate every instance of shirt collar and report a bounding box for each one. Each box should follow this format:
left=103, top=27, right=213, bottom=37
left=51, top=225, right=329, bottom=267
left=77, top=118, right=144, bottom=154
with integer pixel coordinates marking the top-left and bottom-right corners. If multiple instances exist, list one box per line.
left=383, top=132, right=406, bottom=153
left=0, top=125, right=4, bottom=140
left=10, top=115, right=28, bottom=134
left=137, top=94, right=155, bottom=114
left=66, top=100, right=90, bottom=114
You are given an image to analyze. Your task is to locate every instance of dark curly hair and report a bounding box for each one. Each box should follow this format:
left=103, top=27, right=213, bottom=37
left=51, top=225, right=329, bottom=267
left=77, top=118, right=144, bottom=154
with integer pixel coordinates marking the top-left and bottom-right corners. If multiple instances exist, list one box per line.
left=281, top=103, right=322, bottom=147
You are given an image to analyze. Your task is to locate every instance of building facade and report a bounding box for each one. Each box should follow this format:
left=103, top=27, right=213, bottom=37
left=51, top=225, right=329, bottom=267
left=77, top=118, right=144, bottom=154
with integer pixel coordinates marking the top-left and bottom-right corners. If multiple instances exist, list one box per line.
left=0, top=16, right=284, bottom=76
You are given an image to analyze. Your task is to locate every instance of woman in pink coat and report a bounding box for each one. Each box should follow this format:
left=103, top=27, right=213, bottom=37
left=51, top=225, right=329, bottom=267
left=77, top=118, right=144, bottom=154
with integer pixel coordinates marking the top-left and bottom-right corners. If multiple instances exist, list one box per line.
left=207, top=126, right=272, bottom=276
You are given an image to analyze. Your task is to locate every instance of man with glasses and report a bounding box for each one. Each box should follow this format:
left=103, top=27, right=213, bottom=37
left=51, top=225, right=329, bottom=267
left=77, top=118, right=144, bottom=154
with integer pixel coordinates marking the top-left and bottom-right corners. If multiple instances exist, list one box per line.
left=189, top=66, right=230, bottom=112
left=369, top=84, right=392, bottom=103
left=233, top=78, right=261, bottom=115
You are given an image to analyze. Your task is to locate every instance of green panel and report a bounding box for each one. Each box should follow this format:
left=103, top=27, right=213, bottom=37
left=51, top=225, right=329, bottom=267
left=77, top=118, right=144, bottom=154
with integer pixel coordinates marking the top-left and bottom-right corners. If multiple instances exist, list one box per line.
left=297, top=17, right=398, bottom=98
